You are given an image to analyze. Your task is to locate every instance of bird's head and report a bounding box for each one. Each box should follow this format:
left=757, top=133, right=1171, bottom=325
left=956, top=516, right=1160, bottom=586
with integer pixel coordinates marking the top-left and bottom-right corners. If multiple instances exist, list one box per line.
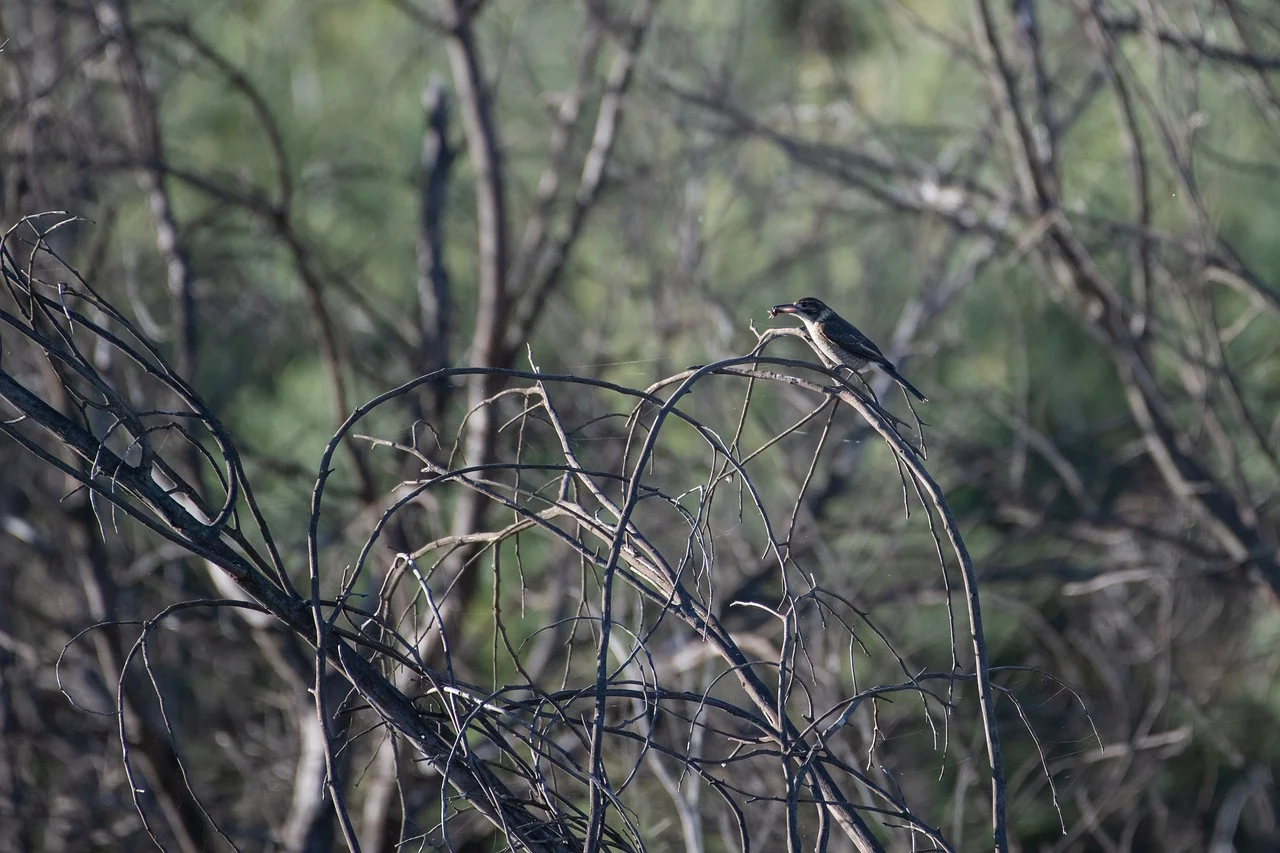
left=769, top=297, right=830, bottom=321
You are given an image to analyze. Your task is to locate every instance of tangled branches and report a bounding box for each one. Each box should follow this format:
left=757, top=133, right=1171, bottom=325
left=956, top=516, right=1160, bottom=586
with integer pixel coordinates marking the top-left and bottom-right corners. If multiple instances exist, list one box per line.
left=0, top=214, right=1076, bottom=852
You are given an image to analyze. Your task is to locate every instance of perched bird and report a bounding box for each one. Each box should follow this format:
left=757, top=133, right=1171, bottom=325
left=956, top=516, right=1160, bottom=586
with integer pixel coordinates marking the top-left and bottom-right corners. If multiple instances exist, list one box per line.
left=769, top=297, right=928, bottom=402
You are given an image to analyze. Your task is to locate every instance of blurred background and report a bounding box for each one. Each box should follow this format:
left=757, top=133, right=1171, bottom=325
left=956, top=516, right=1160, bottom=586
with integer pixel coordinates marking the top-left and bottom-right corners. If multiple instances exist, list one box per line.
left=1, top=0, right=1278, bottom=850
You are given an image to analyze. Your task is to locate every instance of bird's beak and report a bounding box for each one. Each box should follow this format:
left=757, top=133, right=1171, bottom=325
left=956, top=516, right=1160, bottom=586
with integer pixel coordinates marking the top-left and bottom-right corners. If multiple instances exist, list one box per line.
left=769, top=303, right=799, bottom=318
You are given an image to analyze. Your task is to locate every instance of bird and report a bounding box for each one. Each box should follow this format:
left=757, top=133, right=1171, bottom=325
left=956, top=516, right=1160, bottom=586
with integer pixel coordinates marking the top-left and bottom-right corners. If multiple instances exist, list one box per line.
left=769, top=296, right=928, bottom=402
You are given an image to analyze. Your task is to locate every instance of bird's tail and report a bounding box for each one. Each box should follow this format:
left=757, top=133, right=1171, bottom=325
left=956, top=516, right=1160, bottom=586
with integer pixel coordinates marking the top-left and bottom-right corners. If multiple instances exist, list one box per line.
left=884, top=364, right=928, bottom=402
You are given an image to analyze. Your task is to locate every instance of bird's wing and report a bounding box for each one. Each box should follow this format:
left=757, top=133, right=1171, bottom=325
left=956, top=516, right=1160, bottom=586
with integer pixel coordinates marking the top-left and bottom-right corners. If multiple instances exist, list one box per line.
left=822, top=318, right=888, bottom=364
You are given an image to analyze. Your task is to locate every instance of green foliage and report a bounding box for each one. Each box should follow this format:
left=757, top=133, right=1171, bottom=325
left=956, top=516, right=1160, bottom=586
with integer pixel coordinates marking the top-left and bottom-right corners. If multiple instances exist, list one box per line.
left=10, top=0, right=1280, bottom=849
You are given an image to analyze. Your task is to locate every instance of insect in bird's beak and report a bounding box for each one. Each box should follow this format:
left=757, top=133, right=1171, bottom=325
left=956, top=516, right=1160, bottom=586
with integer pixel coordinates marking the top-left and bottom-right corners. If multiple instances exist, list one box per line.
left=769, top=303, right=798, bottom=318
